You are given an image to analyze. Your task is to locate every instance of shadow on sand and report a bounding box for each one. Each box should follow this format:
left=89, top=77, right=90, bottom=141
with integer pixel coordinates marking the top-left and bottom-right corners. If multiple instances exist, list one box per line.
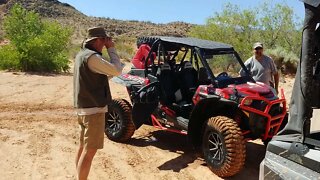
left=128, top=130, right=266, bottom=179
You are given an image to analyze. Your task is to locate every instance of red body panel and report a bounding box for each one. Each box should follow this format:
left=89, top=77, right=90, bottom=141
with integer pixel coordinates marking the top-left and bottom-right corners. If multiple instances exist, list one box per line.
left=191, top=82, right=287, bottom=140
left=121, top=74, right=149, bottom=85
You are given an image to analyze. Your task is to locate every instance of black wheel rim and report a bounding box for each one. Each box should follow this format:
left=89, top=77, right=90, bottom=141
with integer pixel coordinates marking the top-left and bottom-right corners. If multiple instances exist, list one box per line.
left=206, top=131, right=225, bottom=166
left=106, top=111, right=121, bottom=134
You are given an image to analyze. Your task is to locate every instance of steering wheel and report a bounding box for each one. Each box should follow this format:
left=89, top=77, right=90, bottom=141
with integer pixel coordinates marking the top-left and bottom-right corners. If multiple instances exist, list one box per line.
left=217, top=72, right=229, bottom=78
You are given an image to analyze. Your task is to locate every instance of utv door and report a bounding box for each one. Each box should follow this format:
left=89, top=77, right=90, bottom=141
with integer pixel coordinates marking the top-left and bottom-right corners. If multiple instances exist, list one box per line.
left=130, top=76, right=159, bottom=129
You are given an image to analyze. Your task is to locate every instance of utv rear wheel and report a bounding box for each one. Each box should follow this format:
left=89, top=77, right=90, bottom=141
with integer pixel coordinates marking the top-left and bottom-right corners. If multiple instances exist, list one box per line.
left=105, top=99, right=135, bottom=142
left=202, top=116, right=246, bottom=177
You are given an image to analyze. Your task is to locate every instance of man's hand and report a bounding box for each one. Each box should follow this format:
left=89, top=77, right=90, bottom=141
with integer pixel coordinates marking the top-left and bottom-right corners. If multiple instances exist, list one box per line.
left=105, top=37, right=115, bottom=49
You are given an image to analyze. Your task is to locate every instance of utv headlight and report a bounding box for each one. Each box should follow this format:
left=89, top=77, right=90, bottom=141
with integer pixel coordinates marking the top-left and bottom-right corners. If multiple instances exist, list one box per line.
left=243, top=98, right=253, bottom=106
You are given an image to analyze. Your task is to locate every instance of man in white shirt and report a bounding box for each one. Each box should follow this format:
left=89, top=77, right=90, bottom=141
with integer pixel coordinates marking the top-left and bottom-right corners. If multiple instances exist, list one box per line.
left=239, top=42, right=279, bottom=93
left=73, top=27, right=123, bottom=180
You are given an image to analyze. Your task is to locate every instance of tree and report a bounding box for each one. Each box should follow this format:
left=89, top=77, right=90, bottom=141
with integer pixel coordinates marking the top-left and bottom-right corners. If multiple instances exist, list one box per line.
left=0, top=4, right=72, bottom=72
left=189, top=1, right=301, bottom=73
left=258, top=2, right=301, bottom=53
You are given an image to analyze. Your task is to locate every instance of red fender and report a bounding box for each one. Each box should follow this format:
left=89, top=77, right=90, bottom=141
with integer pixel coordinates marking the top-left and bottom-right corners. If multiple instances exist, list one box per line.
left=131, top=44, right=155, bottom=69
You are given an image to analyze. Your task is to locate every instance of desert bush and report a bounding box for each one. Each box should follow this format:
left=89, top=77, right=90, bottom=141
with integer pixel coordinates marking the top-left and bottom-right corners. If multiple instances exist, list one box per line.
left=266, top=46, right=298, bottom=74
left=115, top=36, right=135, bottom=61
left=207, top=54, right=241, bottom=75
left=0, top=4, right=72, bottom=72
left=0, top=32, right=3, bottom=41
left=0, top=44, right=20, bottom=70
left=69, top=43, right=82, bottom=59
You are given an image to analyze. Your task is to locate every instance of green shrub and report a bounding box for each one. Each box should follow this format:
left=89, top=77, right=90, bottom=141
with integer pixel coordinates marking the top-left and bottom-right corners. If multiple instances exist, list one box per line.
left=266, top=46, right=298, bottom=74
left=69, top=44, right=82, bottom=59
left=114, top=36, right=135, bottom=61
left=0, top=33, right=3, bottom=41
left=0, top=45, right=20, bottom=70
left=0, top=4, right=72, bottom=72
left=189, top=2, right=301, bottom=63
left=207, top=54, right=241, bottom=75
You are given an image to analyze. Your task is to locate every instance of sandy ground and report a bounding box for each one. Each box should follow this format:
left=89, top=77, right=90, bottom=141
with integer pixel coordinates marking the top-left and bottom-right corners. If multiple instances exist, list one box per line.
left=0, top=68, right=319, bottom=180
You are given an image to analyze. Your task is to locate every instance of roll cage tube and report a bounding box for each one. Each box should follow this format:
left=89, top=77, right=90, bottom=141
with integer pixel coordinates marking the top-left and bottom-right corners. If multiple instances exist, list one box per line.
left=192, top=49, right=200, bottom=70
left=144, top=39, right=161, bottom=77
left=179, top=48, right=189, bottom=64
left=144, top=40, right=191, bottom=77
left=195, top=48, right=256, bottom=87
left=170, top=49, right=180, bottom=61
left=195, top=47, right=217, bottom=86
left=233, top=51, right=255, bottom=82
left=161, top=42, right=167, bottom=65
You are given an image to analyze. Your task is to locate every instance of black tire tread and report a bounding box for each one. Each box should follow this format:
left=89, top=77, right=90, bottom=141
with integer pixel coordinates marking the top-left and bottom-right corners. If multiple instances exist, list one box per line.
left=136, top=36, right=159, bottom=48
left=106, top=99, right=135, bottom=142
left=205, top=116, right=246, bottom=177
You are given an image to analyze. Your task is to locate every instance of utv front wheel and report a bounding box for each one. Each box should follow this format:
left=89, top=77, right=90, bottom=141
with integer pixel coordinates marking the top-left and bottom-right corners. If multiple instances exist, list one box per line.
left=105, top=99, right=135, bottom=142
left=202, top=116, right=246, bottom=177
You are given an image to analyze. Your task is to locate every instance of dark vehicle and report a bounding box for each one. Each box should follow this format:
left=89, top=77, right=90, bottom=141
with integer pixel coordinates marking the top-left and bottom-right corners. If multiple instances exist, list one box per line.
left=106, top=36, right=287, bottom=177
left=260, top=1, right=320, bottom=179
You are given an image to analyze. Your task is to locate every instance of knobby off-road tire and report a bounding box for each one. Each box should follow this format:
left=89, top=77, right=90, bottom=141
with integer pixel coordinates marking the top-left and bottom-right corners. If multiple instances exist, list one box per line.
left=105, top=99, right=135, bottom=142
left=137, top=37, right=159, bottom=48
left=202, top=116, right=246, bottom=177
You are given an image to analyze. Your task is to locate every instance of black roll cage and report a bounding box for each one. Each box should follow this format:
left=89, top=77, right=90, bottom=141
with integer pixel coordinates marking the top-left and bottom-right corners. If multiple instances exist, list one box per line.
left=144, top=39, right=254, bottom=87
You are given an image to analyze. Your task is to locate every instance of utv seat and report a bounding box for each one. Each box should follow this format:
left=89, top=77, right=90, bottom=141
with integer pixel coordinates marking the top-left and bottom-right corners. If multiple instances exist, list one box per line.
left=178, top=61, right=198, bottom=102
left=156, top=63, right=191, bottom=117
left=157, top=63, right=179, bottom=105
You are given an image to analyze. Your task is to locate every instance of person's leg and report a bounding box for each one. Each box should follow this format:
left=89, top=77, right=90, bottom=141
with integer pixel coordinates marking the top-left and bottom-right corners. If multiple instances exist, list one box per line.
left=76, top=113, right=105, bottom=180
left=77, top=148, right=97, bottom=180
left=76, top=116, right=85, bottom=168
left=76, top=146, right=83, bottom=168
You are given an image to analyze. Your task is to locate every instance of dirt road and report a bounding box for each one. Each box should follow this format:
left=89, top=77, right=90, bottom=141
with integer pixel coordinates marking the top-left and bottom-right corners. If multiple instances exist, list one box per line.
left=0, top=71, right=318, bottom=180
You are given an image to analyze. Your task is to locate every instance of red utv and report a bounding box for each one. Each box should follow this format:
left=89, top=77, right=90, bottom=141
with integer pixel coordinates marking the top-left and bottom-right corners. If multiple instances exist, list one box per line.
left=105, top=36, right=287, bottom=177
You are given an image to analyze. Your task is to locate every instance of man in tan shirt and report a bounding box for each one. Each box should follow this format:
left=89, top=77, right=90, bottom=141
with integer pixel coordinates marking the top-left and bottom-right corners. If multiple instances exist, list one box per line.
left=74, top=27, right=123, bottom=180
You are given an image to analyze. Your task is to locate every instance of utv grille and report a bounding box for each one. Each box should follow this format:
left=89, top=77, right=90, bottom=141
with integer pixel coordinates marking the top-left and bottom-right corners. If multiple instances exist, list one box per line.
left=239, top=95, right=287, bottom=140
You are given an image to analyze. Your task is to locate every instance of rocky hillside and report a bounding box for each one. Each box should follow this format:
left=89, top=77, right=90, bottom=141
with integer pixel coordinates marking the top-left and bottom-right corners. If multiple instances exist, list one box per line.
left=0, top=0, right=193, bottom=41
left=1, top=0, right=84, bottom=18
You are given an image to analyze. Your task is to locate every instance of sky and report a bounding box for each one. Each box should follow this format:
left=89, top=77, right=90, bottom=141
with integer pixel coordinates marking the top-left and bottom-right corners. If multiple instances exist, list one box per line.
left=58, top=0, right=305, bottom=24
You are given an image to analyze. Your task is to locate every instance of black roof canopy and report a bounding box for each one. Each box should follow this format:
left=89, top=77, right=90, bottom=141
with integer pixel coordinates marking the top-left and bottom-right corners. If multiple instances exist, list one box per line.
left=153, top=36, right=234, bottom=53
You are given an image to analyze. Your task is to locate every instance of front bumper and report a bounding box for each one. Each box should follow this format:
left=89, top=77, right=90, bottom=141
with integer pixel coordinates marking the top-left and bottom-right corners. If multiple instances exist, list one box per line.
left=239, top=90, right=287, bottom=140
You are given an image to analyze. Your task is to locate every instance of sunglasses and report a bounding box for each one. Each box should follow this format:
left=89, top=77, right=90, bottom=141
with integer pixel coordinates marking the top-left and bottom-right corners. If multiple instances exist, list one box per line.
left=254, top=47, right=263, bottom=50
